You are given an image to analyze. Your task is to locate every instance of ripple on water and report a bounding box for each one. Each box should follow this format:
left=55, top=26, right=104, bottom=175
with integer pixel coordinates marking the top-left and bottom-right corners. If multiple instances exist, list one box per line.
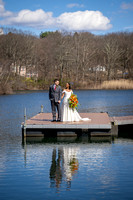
left=0, top=90, right=133, bottom=199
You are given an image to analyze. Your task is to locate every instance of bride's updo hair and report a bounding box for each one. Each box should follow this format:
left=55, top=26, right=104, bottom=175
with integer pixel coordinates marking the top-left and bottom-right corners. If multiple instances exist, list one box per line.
left=66, top=82, right=71, bottom=89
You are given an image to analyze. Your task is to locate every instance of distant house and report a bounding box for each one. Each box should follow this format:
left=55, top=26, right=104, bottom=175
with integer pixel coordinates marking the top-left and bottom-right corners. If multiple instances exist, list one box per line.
left=11, top=64, right=38, bottom=79
left=89, top=65, right=106, bottom=72
left=26, top=70, right=38, bottom=79
left=93, top=65, right=106, bottom=72
left=19, top=66, right=27, bottom=77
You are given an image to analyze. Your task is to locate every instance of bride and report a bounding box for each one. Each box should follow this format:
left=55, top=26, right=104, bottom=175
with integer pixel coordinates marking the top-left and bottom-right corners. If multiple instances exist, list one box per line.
left=61, top=83, right=91, bottom=122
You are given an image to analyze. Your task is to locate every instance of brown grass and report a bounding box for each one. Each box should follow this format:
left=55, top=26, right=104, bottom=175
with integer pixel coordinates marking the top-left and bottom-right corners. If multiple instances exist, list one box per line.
left=98, top=79, right=133, bottom=90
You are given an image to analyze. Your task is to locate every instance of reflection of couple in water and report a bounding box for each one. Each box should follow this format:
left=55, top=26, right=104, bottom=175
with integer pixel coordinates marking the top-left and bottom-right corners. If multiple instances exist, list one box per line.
left=49, top=147, right=79, bottom=189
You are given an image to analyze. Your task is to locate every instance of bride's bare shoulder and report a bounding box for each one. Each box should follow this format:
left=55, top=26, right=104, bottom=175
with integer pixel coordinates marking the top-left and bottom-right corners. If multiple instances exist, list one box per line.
left=62, top=89, right=66, bottom=93
left=63, top=89, right=72, bottom=92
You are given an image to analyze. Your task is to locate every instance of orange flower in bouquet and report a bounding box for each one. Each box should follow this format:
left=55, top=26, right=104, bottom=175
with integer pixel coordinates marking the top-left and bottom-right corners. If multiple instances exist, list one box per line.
left=68, top=93, right=79, bottom=110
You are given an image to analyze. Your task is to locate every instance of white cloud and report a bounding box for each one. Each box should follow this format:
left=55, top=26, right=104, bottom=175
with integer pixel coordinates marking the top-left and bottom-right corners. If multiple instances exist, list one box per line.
left=124, top=25, right=133, bottom=30
left=121, top=2, right=133, bottom=10
left=57, top=10, right=112, bottom=31
left=0, top=0, right=12, bottom=17
left=67, top=3, right=84, bottom=8
left=0, top=0, right=112, bottom=31
left=2, top=9, right=55, bottom=28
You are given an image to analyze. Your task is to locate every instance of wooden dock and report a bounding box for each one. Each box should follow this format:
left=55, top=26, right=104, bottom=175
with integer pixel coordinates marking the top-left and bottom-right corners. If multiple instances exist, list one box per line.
left=110, top=115, right=133, bottom=125
left=21, top=112, right=133, bottom=137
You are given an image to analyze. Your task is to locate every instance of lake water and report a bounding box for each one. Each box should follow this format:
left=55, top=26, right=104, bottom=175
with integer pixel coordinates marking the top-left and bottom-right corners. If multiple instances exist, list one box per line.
left=0, top=90, right=133, bottom=200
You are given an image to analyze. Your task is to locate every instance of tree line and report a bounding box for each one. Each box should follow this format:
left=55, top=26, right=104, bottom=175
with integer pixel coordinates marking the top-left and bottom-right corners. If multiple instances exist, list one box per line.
left=0, top=28, right=133, bottom=94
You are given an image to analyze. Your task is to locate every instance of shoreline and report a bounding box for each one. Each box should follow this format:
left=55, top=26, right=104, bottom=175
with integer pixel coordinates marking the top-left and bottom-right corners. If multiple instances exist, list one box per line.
left=1, top=79, right=133, bottom=95
left=1, top=88, right=133, bottom=96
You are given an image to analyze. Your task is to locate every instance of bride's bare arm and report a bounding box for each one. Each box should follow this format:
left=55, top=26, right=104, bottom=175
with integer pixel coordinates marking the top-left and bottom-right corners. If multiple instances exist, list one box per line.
left=61, top=90, right=65, bottom=99
left=61, top=93, right=64, bottom=99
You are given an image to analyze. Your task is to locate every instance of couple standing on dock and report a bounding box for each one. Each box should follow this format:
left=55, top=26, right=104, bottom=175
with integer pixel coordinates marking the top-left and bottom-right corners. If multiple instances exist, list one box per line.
left=49, top=79, right=91, bottom=122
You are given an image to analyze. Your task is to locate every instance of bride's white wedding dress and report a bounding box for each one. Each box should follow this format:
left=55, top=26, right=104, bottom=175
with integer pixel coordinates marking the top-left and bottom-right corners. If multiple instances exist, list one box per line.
left=61, top=90, right=91, bottom=122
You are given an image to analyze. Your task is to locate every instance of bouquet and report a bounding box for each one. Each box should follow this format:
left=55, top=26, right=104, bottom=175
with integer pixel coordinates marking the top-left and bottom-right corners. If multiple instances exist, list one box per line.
left=68, top=93, right=79, bottom=110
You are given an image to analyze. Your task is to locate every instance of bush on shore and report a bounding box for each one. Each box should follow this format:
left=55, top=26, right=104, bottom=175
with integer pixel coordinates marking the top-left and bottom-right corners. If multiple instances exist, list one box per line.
left=0, top=84, right=13, bottom=95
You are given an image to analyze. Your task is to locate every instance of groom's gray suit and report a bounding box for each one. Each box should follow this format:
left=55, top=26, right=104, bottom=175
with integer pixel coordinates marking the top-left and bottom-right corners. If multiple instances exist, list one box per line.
left=49, top=84, right=62, bottom=121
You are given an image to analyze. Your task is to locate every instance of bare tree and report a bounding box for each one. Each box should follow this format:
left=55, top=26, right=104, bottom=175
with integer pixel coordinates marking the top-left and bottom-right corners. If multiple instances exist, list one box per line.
left=103, top=35, right=123, bottom=80
left=0, top=28, right=133, bottom=94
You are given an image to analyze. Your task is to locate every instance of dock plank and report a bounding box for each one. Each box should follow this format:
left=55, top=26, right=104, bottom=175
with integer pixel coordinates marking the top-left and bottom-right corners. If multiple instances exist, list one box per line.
left=110, top=115, right=133, bottom=125
left=23, top=112, right=111, bottom=129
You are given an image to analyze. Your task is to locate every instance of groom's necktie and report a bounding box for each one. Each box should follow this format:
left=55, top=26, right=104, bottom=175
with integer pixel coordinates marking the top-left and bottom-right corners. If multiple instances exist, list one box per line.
left=54, top=85, right=56, bottom=90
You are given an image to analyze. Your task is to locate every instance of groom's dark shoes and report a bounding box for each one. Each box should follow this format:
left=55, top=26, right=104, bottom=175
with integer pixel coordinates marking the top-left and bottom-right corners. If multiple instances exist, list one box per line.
left=52, top=119, right=61, bottom=122
left=52, top=118, right=56, bottom=122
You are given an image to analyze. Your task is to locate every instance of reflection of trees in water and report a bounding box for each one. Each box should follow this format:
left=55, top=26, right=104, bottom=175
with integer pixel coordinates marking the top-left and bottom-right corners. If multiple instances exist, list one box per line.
left=49, top=147, right=79, bottom=189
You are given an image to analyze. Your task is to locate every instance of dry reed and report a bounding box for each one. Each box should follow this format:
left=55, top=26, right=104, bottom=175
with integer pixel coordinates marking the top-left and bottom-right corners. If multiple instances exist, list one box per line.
left=99, top=79, right=133, bottom=90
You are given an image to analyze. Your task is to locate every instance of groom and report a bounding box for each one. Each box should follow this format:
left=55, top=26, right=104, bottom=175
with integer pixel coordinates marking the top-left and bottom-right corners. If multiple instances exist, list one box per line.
left=49, top=79, right=62, bottom=122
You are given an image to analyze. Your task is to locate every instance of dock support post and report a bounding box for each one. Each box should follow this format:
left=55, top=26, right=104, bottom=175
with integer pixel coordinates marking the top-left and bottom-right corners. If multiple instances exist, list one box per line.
left=24, top=108, right=26, bottom=137
left=41, top=105, right=44, bottom=113
left=111, top=124, right=118, bottom=137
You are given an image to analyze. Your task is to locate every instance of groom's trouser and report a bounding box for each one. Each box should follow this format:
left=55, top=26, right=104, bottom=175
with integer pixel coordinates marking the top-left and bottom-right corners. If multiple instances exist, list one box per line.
left=50, top=100, right=61, bottom=120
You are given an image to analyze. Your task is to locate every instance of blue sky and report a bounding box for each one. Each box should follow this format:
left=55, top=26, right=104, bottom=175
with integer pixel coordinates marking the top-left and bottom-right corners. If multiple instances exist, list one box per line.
left=0, top=0, right=133, bottom=35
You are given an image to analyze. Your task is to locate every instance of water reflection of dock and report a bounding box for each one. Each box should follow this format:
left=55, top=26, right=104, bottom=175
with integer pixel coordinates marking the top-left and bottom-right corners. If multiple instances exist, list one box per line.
left=21, top=112, right=133, bottom=138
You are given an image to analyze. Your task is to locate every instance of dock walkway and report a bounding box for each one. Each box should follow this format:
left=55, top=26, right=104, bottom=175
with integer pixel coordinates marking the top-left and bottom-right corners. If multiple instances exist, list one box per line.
left=110, top=115, right=133, bottom=125
left=21, top=112, right=133, bottom=137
